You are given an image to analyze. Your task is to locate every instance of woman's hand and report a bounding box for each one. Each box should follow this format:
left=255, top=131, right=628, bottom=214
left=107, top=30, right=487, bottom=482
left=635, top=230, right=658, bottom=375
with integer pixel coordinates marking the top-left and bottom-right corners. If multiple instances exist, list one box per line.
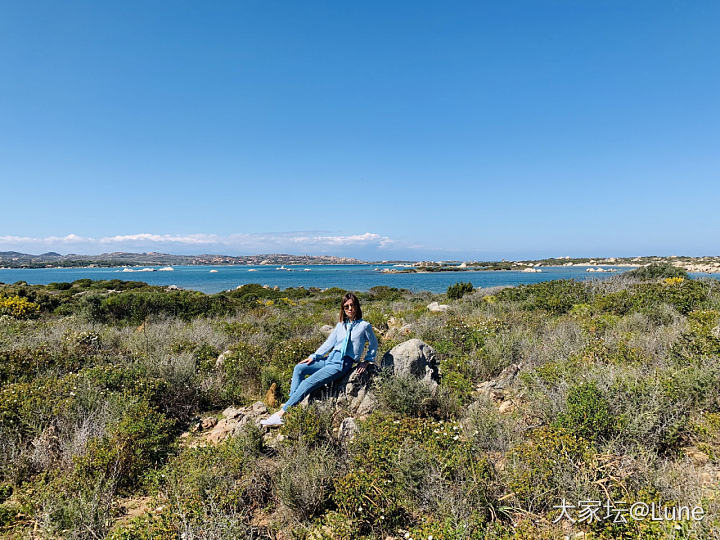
left=356, top=361, right=369, bottom=374
left=299, top=356, right=314, bottom=365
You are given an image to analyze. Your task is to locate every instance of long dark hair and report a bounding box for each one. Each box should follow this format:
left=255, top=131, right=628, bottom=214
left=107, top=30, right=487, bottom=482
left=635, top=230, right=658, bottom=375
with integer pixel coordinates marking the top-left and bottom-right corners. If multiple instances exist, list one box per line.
left=339, top=293, right=362, bottom=322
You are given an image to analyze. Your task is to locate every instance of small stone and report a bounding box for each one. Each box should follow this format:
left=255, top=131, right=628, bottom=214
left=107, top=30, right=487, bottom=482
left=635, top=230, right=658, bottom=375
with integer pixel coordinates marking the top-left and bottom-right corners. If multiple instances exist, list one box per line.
left=201, top=417, right=217, bottom=430
left=338, top=417, right=358, bottom=444
left=387, top=316, right=404, bottom=329
left=215, top=350, right=232, bottom=369
left=498, top=400, right=514, bottom=414
left=222, top=406, right=243, bottom=419
left=686, top=447, right=710, bottom=466
left=251, top=401, right=268, bottom=415
left=320, top=324, right=335, bottom=335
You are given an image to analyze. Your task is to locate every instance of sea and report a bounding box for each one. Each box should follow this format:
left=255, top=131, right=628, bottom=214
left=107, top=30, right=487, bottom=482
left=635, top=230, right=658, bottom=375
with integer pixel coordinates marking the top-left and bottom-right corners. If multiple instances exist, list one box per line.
left=1, top=265, right=717, bottom=294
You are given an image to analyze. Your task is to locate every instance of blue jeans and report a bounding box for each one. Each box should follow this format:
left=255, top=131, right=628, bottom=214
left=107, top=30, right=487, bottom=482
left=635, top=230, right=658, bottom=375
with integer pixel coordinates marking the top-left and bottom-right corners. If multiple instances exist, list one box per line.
left=283, top=350, right=353, bottom=410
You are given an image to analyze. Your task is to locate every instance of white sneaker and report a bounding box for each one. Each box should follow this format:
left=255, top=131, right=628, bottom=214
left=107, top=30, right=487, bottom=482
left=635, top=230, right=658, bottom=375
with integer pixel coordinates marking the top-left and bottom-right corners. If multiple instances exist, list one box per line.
left=260, top=412, right=284, bottom=427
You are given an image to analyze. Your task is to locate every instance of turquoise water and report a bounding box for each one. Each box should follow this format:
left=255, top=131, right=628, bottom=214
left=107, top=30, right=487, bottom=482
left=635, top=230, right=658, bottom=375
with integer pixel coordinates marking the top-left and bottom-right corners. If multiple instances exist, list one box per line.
left=0, top=264, right=654, bottom=293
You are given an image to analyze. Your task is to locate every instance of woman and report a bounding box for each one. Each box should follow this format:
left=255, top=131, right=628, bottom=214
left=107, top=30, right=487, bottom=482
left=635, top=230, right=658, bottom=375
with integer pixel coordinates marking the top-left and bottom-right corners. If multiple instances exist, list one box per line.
left=261, top=293, right=378, bottom=426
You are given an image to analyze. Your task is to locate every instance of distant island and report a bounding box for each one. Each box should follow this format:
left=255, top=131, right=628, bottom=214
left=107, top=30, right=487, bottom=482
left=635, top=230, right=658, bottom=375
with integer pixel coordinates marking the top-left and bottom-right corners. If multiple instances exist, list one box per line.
left=381, top=255, right=720, bottom=274
left=0, top=251, right=363, bottom=269
left=1, top=251, right=719, bottom=274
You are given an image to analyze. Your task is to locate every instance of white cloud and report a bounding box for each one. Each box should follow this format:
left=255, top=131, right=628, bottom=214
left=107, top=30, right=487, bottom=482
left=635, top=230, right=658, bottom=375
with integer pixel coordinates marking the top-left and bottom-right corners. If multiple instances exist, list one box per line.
left=0, top=234, right=91, bottom=244
left=0, top=231, right=397, bottom=252
left=286, top=232, right=393, bottom=247
left=99, top=233, right=221, bottom=244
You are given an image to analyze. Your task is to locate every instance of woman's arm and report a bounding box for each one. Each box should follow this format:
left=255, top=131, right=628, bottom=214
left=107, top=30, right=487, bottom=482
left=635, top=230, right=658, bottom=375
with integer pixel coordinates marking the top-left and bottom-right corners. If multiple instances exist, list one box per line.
left=311, top=324, right=339, bottom=360
left=362, top=323, right=378, bottom=364
left=356, top=323, right=378, bottom=374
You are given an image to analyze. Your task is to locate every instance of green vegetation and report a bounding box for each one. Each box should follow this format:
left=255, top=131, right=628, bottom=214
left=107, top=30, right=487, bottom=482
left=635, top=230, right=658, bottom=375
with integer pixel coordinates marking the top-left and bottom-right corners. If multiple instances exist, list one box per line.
left=447, top=281, right=474, bottom=300
left=1, top=274, right=719, bottom=538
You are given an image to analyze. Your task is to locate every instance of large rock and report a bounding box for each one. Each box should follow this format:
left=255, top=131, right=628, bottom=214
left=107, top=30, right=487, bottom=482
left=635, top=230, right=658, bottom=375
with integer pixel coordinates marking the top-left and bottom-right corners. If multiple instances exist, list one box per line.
left=300, top=363, right=379, bottom=417
left=205, top=401, right=270, bottom=444
left=427, top=301, right=449, bottom=312
left=475, top=363, right=520, bottom=401
left=381, top=339, right=439, bottom=387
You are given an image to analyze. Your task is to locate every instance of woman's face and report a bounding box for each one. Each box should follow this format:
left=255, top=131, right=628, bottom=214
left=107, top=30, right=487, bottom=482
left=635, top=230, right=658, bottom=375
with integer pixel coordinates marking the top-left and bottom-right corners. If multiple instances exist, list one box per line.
left=343, top=299, right=357, bottom=320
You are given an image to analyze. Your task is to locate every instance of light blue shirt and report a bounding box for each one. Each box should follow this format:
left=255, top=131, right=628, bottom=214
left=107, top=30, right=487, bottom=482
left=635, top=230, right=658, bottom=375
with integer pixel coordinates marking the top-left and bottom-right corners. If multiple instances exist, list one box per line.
left=311, top=319, right=378, bottom=364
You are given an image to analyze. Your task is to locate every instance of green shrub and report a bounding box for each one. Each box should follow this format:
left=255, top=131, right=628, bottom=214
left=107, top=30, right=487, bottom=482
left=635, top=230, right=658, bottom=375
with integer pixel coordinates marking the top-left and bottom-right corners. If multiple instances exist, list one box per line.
left=508, top=427, right=598, bottom=513
left=280, top=403, right=334, bottom=447
left=374, top=371, right=437, bottom=417
left=447, top=281, right=474, bottom=300
left=555, top=382, right=615, bottom=443
left=136, top=426, right=270, bottom=538
left=218, top=341, right=264, bottom=402
left=591, top=290, right=633, bottom=315
left=274, top=443, right=340, bottom=521
left=496, top=280, right=591, bottom=315
left=72, top=399, right=176, bottom=492
left=626, top=263, right=688, bottom=280
left=85, top=290, right=235, bottom=324
left=363, top=285, right=408, bottom=301
left=628, top=279, right=709, bottom=315
left=335, top=413, right=494, bottom=535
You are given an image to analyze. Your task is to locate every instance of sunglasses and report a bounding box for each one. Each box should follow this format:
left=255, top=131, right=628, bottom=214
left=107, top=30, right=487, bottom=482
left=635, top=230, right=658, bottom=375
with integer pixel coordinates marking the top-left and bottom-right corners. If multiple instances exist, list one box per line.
left=343, top=304, right=355, bottom=310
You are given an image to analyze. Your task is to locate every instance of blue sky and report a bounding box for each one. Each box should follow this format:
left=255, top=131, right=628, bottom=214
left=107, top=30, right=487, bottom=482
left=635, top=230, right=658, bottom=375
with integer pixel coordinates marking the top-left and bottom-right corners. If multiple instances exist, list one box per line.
left=1, top=1, right=718, bottom=261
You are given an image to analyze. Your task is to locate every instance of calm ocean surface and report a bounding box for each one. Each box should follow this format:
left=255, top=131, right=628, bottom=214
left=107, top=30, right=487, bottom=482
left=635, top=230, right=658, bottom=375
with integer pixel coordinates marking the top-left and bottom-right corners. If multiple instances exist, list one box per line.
left=1, top=265, right=717, bottom=294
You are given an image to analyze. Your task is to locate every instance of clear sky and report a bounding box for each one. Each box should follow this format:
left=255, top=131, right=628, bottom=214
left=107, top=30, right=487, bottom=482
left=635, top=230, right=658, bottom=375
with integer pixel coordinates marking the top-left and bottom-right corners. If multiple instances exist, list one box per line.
left=1, top=1, right=718, bottom=261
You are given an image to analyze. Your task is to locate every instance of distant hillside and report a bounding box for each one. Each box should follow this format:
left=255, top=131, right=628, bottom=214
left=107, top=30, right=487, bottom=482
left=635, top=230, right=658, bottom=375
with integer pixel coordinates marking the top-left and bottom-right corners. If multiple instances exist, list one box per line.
left=0, top=251, right=365, bottom=268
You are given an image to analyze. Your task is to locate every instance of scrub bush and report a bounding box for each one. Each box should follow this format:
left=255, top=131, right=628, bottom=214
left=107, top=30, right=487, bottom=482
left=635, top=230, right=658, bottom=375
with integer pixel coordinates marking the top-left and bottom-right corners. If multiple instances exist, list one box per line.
left=464, top=397, right=517, bottom=453
left=131, top=426, right=269, bottom=538
left=334, top=412, right=497, bottom=535
left=555, top=382, right=616, bottom=443
left=508, top=427, right=599, bottom=513
left=374, top=372, right=437, bottom=417
left=85, top=290, right=234, bottom=324
left=4, top=276, right=720, bottom=537
left=71, top=399, right=176, bottom=492
left=363, top=285, right=408, bottom=301
left=496, top=279, right=591, bottom=314
left=626, top=263, right=688, bottom=280
left=0, top=295, right=40, bottom=319
left=274, top=443, right=340, bottom=522
left=447, top=281, right=474, bottom=300
left=280, top=403, right=334, bottom=447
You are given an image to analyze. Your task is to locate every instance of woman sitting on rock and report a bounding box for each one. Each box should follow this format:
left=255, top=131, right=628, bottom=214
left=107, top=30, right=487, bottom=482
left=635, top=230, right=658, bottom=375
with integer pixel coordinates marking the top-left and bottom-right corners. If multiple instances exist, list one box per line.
left=261, top=293, right=378, bottom=426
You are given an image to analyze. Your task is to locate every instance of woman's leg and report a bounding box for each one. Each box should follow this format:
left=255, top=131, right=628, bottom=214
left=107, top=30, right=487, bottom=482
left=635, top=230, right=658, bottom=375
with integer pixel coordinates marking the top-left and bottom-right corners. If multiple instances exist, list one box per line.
left=283, top=362, right=345, bottom=409
left=290, top=359, right=326, bottom=395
